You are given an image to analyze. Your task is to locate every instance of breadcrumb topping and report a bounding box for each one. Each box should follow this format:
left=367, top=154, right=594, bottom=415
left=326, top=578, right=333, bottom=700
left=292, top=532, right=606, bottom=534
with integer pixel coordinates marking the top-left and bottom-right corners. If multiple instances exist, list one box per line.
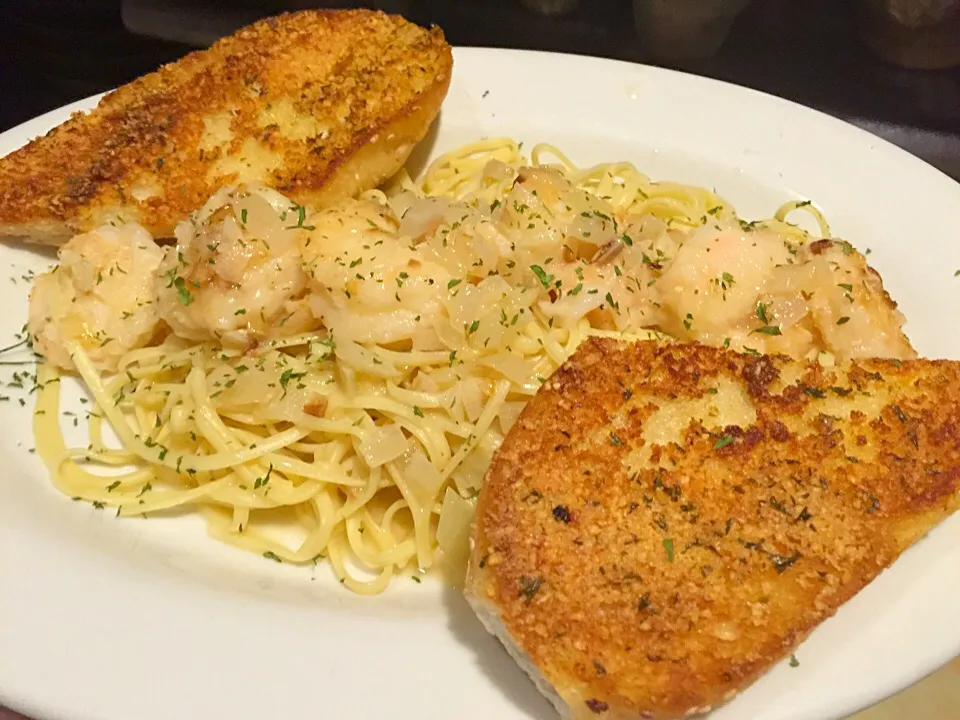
left=469, top=338, right=960, bottom=719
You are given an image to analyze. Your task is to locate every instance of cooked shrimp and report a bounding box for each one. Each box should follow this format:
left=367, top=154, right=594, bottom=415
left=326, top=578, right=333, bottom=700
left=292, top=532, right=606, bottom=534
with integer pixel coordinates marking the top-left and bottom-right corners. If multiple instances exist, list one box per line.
left=156, top=185, right=312, bottom=346
left=654, top=224, right=914, bottom=360
left=796, top=239, right=915, bottom=359
left=302, top=196, right=452, bottom=347
left=656, top=222, right=793, bottom=347
left=28, top=223, right=164, bottom=372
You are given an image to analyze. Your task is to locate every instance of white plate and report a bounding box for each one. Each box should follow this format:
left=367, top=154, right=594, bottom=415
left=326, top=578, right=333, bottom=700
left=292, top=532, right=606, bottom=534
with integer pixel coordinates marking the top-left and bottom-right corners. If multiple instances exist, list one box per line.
left=2, top=48, right=960, bottom=720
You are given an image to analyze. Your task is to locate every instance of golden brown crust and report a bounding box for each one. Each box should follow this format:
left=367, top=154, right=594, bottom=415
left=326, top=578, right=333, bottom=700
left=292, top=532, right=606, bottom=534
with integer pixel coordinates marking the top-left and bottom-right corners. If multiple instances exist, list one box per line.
left=468, top=338, right=960, bottom=719
left=0, top=9, right=452, bottom=245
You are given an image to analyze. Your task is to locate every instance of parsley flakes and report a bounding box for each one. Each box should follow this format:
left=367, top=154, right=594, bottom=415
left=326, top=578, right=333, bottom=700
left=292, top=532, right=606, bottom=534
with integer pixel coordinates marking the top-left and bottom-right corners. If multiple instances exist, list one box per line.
left=279, top=369, right=306, bottom=395
left=714, top=434, right=734, bottom=450
left=530, top=265, right=555, bottom=290
left=663, top=538, right=675, bottom=562
left=173, top=276, right=192, bottom=306
left=755, top=302, right=770, bottom=324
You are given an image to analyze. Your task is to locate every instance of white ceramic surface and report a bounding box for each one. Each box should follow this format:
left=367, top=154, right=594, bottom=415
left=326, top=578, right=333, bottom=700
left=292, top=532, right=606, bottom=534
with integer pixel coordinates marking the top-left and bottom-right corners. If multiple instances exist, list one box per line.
left=2, top=48, right=960, bottom=720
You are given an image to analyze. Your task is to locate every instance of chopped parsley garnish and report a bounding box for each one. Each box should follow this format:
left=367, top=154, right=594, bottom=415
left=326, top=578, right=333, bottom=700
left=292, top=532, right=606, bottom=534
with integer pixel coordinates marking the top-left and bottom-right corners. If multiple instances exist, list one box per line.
left=263, top=551, right=282, bottom=562
left=755, top=301, right=770, bottom=324
left=518, top=575, right=542, bottom=603
left=447, top=278, right=462, bottom=290
left=413, top=406, right=424, bottom=418
left=663, top=538, right=675, bottom=562
left=892, top=405, right=907, bottom=424
left=285, top=204, right=315, bottom=230
left=754, top=325, right=782, bottom=336
left=279, top=369, right=306, bottom=392
left=836, top=316, right=850, bottom=325
left=714, top=434, right=734, bottom=449
left=530, top=265, right=555, bottom=290
left=253, top=464, right=274, bottom=490
left=173, top=276, right=192, bottom=306
left=837, top=240, right=855, bottom=255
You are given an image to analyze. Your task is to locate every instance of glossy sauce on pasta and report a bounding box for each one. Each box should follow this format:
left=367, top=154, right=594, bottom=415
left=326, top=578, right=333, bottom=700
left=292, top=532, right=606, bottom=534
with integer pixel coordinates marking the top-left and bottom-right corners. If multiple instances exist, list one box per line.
left=27, top=139, right=913, bottom=593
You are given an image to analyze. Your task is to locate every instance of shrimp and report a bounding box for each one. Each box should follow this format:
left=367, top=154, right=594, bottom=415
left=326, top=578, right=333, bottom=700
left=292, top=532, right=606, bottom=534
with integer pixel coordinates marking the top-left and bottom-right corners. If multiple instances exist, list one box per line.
left=156, top=185, right=312, bottom=347
left=656, top=222, right=793, bottom=349
left=28, top=223, right=164, bottom=372
left=654, top=224, right=914, bottom=360
left=793, top=239, right=915, bottom=360
left=301, top=196, right=452, bottom=348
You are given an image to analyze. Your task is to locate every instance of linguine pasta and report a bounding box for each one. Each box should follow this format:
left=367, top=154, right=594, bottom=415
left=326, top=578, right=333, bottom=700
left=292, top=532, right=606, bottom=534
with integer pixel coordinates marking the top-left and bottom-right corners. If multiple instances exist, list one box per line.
left=31, top=139, right=831, bottom=594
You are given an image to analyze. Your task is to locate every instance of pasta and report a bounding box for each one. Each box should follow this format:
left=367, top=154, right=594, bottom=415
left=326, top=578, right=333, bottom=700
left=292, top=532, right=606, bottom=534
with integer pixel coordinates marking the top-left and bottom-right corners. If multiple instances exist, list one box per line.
left=30, top=139, right=832, bottom=594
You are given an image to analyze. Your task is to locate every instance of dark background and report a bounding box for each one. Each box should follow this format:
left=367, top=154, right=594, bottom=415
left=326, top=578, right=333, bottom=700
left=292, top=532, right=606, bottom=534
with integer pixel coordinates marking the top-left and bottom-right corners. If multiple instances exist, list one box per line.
left=0, top=0, right=959, bottom=180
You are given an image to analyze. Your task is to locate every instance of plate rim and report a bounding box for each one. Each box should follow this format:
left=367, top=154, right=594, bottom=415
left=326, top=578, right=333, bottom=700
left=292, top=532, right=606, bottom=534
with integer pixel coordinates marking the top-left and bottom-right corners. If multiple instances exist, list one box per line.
left=5, top=45, right=959, bottom=191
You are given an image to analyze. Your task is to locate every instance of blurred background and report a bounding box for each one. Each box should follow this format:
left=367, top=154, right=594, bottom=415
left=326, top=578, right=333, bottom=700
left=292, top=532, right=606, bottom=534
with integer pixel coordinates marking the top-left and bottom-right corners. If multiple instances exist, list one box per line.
left=0, top=0, right=959, bottom=180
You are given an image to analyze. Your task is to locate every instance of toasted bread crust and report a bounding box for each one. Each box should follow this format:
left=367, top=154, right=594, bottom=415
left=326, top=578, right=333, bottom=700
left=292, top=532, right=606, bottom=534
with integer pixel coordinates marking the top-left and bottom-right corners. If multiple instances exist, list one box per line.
left=0, top=9, right=452, bottom=244
left=468, top=339, right=960, bottom=719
